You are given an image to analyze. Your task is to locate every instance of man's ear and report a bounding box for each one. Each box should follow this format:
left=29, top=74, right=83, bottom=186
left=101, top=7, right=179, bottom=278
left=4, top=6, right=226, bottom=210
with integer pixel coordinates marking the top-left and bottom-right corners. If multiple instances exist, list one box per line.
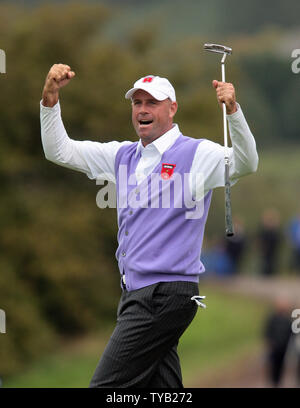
left=170, top=101, right=178, bottom=119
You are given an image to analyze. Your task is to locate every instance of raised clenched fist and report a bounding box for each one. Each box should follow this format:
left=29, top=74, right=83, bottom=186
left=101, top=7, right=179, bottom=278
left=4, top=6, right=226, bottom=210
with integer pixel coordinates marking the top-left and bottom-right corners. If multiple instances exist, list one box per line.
left=42, top=64, right=76, bottom=107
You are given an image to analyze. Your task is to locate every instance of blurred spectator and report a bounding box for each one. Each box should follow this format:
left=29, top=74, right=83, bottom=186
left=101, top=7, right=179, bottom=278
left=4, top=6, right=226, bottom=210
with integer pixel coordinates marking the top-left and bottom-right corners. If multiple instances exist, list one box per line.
left=224, top=216, right=247, bottom=274
left=201, top=236, right=232, bottom=278
left=263, top=297, right=292, bottom=387
left=287, top=213, right=300, bottom=273
left=257, top=208, right=281, bottom=276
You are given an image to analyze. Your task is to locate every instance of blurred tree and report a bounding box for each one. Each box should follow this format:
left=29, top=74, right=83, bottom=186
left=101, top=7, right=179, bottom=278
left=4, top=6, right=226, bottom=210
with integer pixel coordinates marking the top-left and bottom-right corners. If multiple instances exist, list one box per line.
left=0, top=2, right=125, bottom=377
left=238, top=53, right=292, bottom=146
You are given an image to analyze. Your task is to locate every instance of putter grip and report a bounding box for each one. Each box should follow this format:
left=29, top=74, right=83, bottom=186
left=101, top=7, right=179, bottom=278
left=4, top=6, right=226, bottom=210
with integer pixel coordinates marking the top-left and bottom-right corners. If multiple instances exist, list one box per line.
left=225, top=162, right=234, bottom=236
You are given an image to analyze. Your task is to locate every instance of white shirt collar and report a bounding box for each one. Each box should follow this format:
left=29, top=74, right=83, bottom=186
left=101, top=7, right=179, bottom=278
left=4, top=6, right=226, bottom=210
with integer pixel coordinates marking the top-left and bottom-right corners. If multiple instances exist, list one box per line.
left=135, top=124, right=181, bottom=158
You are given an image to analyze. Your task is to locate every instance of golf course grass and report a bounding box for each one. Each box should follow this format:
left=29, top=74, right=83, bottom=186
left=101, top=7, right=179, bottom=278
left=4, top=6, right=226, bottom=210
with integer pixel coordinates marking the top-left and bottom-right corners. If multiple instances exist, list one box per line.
left=3, top=283, right=269, bottom=388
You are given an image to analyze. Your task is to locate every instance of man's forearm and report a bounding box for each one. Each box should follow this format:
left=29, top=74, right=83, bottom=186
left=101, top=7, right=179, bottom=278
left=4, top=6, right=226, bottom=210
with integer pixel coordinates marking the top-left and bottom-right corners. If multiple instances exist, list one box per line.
left=41, top=64, right=83, bottom=167
left=40, top=100, right=71, bottom=163
left=228, top=105, right=258, bottom=178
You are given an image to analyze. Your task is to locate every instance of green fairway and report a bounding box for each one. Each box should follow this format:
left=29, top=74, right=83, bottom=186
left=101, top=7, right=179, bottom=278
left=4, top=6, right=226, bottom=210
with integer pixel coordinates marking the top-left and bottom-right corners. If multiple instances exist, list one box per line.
left=3, top=283, right=269, bottom=388
left=180, top=283, right=269, bottom=385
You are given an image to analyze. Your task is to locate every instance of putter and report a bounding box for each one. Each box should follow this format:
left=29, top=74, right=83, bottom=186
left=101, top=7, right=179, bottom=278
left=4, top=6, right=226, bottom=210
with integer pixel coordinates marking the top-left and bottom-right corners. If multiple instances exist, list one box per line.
left=204, top=43, right=234, bottom=237
left=0, top=49, right=6, bottom=74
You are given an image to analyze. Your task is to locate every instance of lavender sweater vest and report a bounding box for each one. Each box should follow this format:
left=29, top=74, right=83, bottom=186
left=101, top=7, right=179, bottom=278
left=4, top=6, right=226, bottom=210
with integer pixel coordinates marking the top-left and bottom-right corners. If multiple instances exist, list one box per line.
left=114, top=134, right=212, bottom=291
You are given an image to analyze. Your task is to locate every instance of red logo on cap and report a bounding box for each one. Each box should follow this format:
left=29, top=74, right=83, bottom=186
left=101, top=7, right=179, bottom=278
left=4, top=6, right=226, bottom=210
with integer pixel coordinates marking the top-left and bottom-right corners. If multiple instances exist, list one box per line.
left=143, top=76, right=154, bottom=83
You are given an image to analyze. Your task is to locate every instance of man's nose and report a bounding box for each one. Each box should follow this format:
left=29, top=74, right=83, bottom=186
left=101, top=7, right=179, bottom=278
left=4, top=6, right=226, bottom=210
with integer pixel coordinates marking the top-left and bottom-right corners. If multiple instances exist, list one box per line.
left=138, top=102, right=149, bottom=113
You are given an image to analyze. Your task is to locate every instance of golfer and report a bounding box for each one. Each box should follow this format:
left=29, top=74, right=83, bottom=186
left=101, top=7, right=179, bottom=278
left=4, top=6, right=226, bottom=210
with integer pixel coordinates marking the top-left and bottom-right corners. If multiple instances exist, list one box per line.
left=40, top=65, right=258, bottom=388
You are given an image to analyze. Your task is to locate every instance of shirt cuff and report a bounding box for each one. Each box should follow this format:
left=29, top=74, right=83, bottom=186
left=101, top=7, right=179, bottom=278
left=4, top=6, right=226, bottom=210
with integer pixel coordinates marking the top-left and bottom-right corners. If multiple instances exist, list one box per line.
left=40, top=99, right=60, bottom=112
left=226, top=102, right=244, bottom=121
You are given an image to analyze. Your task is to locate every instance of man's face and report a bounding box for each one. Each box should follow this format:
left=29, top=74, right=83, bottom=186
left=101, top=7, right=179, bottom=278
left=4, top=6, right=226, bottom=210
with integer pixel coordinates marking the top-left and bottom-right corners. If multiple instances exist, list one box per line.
left=131, top=90, right=178, bottom=146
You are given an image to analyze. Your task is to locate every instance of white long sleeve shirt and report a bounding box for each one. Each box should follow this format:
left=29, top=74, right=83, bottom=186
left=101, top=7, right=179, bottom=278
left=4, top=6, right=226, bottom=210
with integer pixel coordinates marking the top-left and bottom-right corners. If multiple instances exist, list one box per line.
left=40, top=101, right=258, bottom=198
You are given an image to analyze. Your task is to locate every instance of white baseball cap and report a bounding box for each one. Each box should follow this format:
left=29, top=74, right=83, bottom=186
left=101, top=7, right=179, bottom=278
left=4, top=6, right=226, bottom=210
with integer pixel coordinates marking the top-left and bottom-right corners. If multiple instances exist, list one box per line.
left=125, top=75, right=176, bottom=102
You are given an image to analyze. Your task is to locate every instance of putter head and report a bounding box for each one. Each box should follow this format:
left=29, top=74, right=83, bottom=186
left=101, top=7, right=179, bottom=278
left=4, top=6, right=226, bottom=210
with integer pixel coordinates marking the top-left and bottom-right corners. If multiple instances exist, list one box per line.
left=0, top=49, right=6, bottom=73
left=204, top=43, right=232, bottom=55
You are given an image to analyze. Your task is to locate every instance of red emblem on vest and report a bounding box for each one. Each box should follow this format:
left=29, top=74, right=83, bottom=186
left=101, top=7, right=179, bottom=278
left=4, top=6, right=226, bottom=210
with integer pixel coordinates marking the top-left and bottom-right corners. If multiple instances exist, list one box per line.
left=161, top=163, right=176, bottom=180
left=143, top=76, right=154, bottom=83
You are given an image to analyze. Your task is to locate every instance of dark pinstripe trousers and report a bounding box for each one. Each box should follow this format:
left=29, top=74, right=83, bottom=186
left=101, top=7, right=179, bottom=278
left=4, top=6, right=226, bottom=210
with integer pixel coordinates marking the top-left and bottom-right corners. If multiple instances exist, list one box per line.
left=89, top=280, right=199, bottom=388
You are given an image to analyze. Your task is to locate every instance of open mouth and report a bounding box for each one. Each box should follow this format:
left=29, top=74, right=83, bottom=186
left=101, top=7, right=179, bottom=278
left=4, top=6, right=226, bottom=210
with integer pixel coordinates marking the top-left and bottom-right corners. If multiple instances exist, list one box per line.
left=139, top=119, right=153, bottom=126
